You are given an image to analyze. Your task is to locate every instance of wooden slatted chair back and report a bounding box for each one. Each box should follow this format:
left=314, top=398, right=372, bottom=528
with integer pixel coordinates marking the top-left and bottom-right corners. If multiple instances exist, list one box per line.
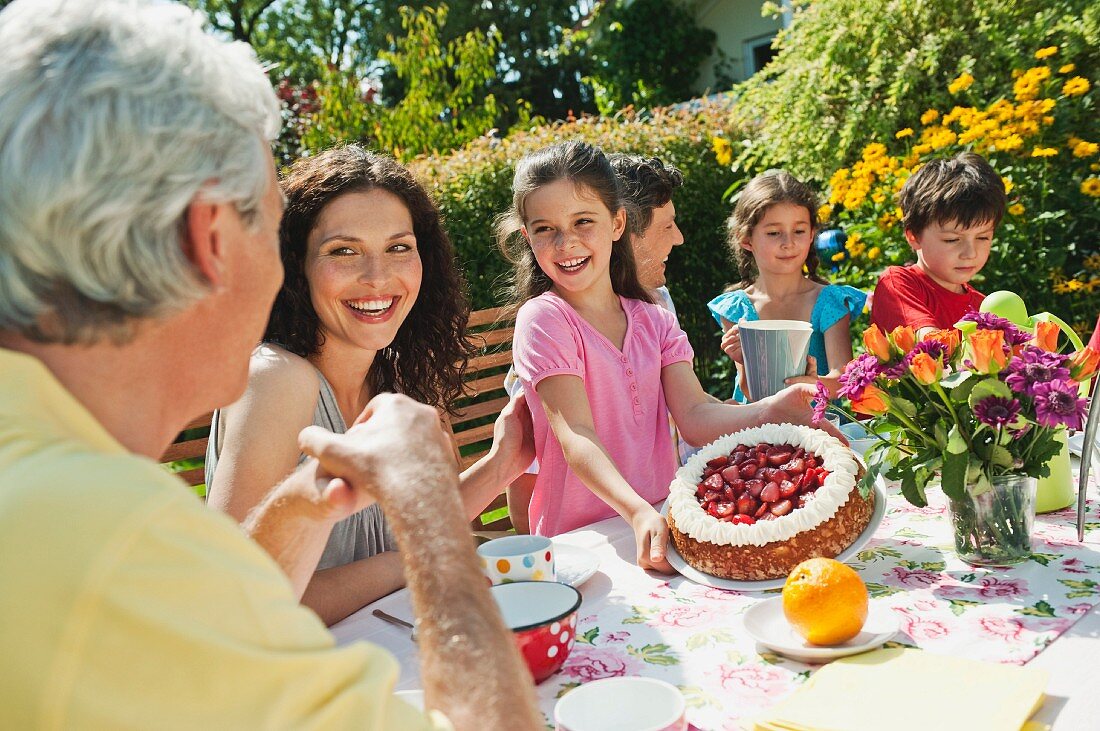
left=451, top=306, right=517, bottom=533
left=162, top=412, right=213, bottom=496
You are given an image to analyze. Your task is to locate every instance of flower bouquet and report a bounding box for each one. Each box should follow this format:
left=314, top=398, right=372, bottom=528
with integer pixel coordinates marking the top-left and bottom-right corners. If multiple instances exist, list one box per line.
left=818, top=315, right=1100, bottom=565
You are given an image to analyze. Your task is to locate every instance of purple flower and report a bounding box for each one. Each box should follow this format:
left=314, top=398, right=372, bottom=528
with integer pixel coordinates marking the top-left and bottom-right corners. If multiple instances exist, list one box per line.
left=839, top=354, right=881, bottom=400
left=959, top=312, right=1032, bottom=346
left=1002, top=346, right=1071, bottom=396
left=811, top=381, right=830, bottom=425
left=910, top=339, right=948, bottom=363
left=1032, top=380, right=1087, bottom=430
left=973, top=396, right=1021, bottom=428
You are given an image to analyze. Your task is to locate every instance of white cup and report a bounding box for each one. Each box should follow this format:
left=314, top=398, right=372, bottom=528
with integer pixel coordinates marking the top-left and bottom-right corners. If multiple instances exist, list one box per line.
left=477, top=535, right=555, bottom=585
left=554, top=677, right=687, bottom=731
left=737, top=319, right=814, bottom=401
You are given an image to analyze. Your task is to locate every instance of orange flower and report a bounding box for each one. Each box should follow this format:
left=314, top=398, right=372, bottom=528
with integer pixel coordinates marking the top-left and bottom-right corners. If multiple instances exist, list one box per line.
left=909, top=353, right=943, bottom=385
left=968, top=329, right=1008, bottom=374
left=863, top=325, right=892, bottom=362
left=850, top=384, right=890, bottom=416
left=922, top=328, right=960, bottom=359
left=1033, top=320, right=1059, bottom=352
left=889, top=325, right=916, bottom=354
left=1069, top=347, right=1100, bottom=381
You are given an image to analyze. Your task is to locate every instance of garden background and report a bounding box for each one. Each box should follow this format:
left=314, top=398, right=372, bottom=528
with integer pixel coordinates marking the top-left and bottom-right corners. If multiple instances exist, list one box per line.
left=23, top=0, right=1094, bottom=395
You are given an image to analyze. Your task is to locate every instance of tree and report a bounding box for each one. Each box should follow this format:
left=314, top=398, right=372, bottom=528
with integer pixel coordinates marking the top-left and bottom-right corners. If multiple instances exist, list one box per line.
left=733, top=0, right=1100, bottom=180
left=301, top=5, right=504, bottom=161
left=568, top=0, right=717, bottom=113
left=185, top=0, right=395, bottom=82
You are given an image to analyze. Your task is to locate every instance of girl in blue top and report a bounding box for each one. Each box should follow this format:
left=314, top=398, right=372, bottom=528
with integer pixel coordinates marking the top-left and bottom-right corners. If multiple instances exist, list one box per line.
left=709, top=170, right=865, bottom=403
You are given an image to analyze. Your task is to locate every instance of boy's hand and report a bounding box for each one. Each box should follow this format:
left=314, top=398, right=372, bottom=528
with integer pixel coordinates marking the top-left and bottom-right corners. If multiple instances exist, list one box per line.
left=721, top=323, right=744, bottom=364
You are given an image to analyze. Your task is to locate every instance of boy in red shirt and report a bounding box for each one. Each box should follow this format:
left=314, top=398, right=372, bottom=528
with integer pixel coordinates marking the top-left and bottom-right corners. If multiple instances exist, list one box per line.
left=871, top=152, right=1007, bottom=337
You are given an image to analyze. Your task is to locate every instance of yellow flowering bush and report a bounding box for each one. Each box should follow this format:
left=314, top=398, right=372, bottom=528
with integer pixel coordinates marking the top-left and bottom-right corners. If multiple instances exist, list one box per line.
left=819, top=48, right=1099, bottom=331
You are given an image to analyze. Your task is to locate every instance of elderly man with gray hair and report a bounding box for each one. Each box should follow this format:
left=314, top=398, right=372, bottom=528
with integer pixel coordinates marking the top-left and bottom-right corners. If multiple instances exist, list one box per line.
left=0, top=1, right=540, bottom=729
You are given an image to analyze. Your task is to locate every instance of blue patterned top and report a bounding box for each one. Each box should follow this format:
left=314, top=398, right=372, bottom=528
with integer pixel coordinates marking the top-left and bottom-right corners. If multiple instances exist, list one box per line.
left=707, top=284, right=867, bottom=403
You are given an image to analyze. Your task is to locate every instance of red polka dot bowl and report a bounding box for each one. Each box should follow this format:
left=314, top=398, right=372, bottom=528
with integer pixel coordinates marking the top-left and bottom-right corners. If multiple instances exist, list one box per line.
left=490, top=580, right=582, bottom=683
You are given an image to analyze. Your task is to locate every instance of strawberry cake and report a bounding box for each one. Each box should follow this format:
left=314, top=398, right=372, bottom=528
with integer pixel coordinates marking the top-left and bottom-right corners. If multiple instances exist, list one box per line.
left=666, top=423, right=874, bottom=581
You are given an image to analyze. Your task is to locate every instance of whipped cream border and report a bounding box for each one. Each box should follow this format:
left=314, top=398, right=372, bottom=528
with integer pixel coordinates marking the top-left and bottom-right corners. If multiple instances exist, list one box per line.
left=668, top=423, right=858, bottom=547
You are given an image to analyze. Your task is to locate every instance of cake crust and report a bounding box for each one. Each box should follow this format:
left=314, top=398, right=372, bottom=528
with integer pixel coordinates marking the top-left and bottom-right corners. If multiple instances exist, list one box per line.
left=669, top=465, right=874, bottom=581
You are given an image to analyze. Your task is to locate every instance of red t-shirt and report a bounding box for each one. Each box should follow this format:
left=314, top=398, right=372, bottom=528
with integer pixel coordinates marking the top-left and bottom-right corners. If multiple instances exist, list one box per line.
left=871, top=264, right=984, bottom=332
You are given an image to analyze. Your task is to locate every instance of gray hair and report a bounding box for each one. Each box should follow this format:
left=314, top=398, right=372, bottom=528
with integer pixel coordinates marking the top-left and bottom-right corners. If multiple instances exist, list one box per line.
left=0, top=0, right=281, bottom=344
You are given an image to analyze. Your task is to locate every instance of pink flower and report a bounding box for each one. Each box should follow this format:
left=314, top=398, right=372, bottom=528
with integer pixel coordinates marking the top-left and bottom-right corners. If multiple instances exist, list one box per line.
left=713, top=663, right=792, bottom=699
left=1067, top=603, right=1093, bottom=615
left=898, top=610, right=950, bottom=641
left=655, top=606, right=712, bottom=628
left=976, top=577, right=1027, bottom=598
left=560, top=647, right=641, bottom=682
left=604, top=631, right=630, bottom=643
left=1061, top=558, right=1089, bottom=574
left=912, top=599, right=939, bottom=612
left=978, top=617, right=1025, bottom=641
left=887, top=566, right=941, bottom=589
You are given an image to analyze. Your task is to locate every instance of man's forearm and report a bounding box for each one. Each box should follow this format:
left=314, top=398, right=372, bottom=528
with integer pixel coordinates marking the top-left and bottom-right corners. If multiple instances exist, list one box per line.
left=385, top=465, right=541, bottom=731
left=242, top=462, right=337, bottom=598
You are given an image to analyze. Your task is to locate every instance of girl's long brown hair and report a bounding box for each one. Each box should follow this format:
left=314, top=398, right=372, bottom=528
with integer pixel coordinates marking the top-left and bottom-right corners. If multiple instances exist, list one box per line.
left=496, top=141, right=652, bottom=307
left=726, top=169, right=827, bottom=291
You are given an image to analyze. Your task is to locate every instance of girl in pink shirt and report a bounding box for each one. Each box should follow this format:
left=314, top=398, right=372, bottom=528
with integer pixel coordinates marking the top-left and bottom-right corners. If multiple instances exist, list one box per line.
left=498, top=141, right=830, bottom=572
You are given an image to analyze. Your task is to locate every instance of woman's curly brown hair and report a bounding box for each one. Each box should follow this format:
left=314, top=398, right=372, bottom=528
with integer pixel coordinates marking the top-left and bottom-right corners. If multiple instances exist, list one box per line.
left=267, top=145, right=474, bottom=414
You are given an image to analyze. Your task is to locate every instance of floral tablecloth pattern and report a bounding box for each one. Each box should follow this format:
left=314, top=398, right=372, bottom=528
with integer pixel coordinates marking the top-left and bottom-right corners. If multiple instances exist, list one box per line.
left=538, top=476, right=1100, bottom=731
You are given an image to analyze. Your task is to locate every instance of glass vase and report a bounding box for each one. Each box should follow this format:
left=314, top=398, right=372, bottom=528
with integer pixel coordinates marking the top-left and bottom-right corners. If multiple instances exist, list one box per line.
left=946, top=474, right=1036, bottom=567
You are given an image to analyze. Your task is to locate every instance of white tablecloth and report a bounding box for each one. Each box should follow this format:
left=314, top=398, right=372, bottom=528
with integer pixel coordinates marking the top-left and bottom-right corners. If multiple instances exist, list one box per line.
left=332, top=501, right=1100, bottom=729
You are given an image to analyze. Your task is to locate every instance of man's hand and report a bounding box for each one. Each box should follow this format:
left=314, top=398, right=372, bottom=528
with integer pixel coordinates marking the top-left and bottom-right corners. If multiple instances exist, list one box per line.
left=297, top=393, right=457, bottom=521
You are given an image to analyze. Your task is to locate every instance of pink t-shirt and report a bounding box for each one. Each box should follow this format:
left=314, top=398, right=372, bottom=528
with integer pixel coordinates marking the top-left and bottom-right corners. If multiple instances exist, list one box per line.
left=513, top=291, right=694, bottom=536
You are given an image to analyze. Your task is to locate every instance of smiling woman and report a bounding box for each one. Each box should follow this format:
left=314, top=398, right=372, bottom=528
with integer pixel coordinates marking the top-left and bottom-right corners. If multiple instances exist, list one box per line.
left=205, top=145, right=477, bottom=625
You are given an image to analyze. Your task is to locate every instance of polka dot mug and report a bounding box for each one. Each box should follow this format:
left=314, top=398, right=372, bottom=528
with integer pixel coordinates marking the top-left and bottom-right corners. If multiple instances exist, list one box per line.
left=477, top=534, right=556, bottom=585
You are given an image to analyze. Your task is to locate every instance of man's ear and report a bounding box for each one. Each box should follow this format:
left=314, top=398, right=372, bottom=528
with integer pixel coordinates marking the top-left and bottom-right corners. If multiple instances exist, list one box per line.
left=611, top=206, right=627, bottom=242
left=903, top=228, right=921, bottom=250
left=183, top=201, right=226, bottom=289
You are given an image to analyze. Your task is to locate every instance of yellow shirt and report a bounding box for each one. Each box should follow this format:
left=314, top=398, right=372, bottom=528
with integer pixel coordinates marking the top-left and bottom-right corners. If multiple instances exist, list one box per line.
left=0, top=349, right=444, bottom=730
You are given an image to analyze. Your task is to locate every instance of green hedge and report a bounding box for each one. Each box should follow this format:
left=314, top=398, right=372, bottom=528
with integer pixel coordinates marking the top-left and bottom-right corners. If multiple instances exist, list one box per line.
left=408, top=105, right=743, bottom=393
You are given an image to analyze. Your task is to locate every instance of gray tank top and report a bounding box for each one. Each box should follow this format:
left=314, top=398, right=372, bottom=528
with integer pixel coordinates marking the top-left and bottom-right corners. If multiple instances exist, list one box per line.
left=206, top=367, right=396, bottom=570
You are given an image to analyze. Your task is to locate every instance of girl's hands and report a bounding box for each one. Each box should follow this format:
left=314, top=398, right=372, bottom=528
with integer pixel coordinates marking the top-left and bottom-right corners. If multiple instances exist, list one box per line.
left=783, top=358, right=843, bottom=398
left=721, top=323, right=744, bottom=364
left=630, top=506, right=675, bottom=574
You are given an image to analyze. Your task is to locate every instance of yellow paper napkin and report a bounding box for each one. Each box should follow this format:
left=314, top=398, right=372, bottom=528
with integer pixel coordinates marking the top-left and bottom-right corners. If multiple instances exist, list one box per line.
left=753, top=648, right=1047, bottom=731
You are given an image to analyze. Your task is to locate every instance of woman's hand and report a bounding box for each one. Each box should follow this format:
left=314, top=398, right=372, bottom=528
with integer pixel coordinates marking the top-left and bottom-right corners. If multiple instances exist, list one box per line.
left=721, top=323, right=744, bottom=364
left=630, top=506, right=674, bottom=574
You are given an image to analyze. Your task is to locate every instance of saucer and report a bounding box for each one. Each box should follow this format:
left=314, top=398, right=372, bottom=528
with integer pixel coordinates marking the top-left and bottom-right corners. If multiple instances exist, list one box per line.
left=743, top=597, right=899, bottom=663
left=554, top=543, right=601, bottom=587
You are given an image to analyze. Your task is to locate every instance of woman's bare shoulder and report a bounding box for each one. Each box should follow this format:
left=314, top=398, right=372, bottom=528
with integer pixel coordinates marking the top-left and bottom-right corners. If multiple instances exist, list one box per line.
left=235, top=344, right=321, bottom=414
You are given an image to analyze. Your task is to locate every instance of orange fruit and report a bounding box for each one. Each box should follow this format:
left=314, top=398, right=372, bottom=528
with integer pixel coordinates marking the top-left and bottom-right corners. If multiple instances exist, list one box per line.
left=781, top=558, right=868, bottom=645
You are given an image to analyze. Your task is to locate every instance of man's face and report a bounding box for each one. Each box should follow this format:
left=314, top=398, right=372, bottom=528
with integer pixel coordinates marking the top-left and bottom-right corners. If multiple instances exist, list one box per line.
left=631, top=201, right=683, bottom=289
left=218, top=148, right=285, bottom=396
left=906, top=219, right=993, bottom=293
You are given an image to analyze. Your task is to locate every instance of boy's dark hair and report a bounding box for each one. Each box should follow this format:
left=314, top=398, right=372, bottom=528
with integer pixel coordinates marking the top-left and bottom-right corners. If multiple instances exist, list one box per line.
left=899, top=152, right=1006, bottom=235
left=271, top=144, right=475, bottom=415
left=608, top=154, right=684, bottom=237
left=726, top=169, right=826, bottom=290
left=496, top=141, right=653, bottom=307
